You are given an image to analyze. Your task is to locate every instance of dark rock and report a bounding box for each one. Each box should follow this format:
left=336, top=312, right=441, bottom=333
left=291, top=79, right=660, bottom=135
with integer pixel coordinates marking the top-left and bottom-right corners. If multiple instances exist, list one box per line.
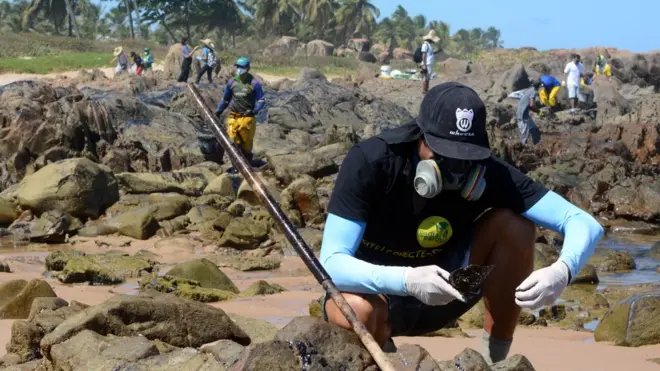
left=165, top=258, right=239, bottom=293
left=16, top=158, right=119, bottom=219
left=5, top=320, right=43, bottom=363
left=595, top=293, right=660, bottom=346
left=388, top=343, right=443, bottom=370
left=0, top=279, right=57, bottom=319
left=40, top=292, right=251, bottom=359
left=109, top=206, right=161, bottom=240
left=228, top=313, right=279, bottom=344
left=588, top=250, right=636, bottom=272
left=453, top=348, right=492, bottom=371
left=571, top=264, right=600, bottom=285
left=201, top=339, right=246, bottom=368
left=231, top=340, right=300, bottom=371
left=491, top=354, right=536, bottom=370
left=27, top=297, right=68, bottom=321
left=274, top=316, right=374, bottom=369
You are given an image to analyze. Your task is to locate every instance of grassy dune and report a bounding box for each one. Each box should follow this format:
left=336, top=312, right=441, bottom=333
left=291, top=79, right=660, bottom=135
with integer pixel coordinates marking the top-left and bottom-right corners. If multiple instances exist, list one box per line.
left=0, top=33, right=168, bottom=74
left=0, top=33, right=422, bottom=78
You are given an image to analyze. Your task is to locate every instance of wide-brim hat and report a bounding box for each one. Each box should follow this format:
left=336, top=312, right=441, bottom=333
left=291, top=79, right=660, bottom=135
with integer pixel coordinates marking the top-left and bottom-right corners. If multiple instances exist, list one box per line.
left=201, top=38, right=215, bottom=49
left=423, top=30, right=441, bottom=43
left=113, top=46, right=123, bottom=57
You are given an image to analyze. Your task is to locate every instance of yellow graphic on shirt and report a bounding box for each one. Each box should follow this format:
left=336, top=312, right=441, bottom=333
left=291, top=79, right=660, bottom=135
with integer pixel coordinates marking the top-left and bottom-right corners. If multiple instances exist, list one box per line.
left=417, top=216, right=453, bottom=248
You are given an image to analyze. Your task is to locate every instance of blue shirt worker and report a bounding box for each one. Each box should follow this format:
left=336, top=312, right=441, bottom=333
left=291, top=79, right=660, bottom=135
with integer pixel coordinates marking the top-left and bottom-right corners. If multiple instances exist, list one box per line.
left=319, top=82, right=604, bottom=364
left=215, top=57, right=265, bottom=164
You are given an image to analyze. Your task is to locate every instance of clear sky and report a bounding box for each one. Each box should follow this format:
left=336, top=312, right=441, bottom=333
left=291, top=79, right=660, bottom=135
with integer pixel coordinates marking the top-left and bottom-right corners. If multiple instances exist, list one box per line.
left=374, top=0, right=657, bottom=53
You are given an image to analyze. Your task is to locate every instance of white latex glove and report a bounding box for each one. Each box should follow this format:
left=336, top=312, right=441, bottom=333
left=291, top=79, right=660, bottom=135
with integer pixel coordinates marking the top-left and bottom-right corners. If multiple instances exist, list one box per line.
left=515, top=261, right=570, bottom=310
left=404, top=265, right=467, bottom=306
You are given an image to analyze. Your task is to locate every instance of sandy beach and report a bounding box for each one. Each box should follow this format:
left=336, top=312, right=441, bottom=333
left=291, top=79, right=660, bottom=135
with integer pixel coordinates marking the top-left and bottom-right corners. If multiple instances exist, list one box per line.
left=1, top=235, right=659, bottom=371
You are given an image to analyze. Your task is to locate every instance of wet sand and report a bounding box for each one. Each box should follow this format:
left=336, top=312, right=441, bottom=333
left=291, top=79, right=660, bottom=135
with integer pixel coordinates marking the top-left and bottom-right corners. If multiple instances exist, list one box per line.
left=1, top=235, right=659, bottom=371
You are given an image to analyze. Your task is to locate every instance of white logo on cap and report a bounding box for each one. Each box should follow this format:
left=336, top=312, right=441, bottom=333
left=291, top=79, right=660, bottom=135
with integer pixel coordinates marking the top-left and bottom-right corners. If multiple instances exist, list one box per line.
left=455, top=108, right=473, bottom=132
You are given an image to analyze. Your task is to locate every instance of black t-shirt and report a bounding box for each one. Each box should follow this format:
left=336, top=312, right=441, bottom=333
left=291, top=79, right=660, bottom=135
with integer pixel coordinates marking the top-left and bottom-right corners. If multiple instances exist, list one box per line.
left=327, top=123, right=549, bottom=267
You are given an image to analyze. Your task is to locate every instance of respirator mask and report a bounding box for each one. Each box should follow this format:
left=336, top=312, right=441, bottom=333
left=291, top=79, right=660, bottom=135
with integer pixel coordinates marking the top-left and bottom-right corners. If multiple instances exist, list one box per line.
left=413, top=156, right=486, bottom=201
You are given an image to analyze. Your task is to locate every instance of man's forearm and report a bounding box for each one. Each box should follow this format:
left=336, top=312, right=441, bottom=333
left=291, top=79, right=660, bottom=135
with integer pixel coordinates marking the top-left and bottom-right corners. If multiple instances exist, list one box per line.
left=522, top=191, right=604, bottom=278
left=320, top=213, right=408, bottom=295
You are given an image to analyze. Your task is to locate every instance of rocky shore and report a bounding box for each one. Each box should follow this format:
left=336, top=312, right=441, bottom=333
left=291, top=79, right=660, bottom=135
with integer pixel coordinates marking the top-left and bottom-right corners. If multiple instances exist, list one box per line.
left=0, top=46, right=659, bottom=370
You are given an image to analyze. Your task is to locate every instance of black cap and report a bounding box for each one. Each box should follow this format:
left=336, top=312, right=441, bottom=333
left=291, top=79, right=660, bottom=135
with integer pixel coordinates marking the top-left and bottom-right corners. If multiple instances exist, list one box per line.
left=416, top=82, right=491, bottom=161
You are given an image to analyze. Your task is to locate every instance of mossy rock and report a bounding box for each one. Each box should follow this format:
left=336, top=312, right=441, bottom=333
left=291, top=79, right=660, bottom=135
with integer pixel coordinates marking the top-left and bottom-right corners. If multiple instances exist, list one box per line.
left=77, top=224, right=118, bottom=237
left=309, top=298, right=323, bottom=318
left=166, top=258, right=239, bottom=293
left=587, top=249, right=636, bottom=272
left=58, top=254, right=155, bottom=285
left=240, top=280, right=287, bottom=297
left=517, top=310, right=537, bottom=326
left=560, top=286, right=610, bottom=311
left=0, top=279, right=57, bottom=319
left=458, top=299, right=484, bottom=328
left=203, top=174, right=236, bottom=198
left=176, top=283, right=237, bottom=303
left=45, top=250, right=86, bottom=272
left=212, top=212, right=233, bottom=231
left=192, top=195, right=233, bottom=210
left=232, top=257, right=282, bottom=272
left=595, top=293, right=660, bottom=346
left=538, top=304, right=566, bottom=322
left=421, top=327, right=470, bottom=338
left=110, top=206, right=160, bottom=240
left=157, top=215, right=190, bottom=237
left=218, top=217, right=269, bottom=249
left=133, top=250, right=159, bottom=261
left=186, top=205, right=223, bottom=225
left=571, top=264, right=599, bottom=285
left=150, top=198, right=192, bottom=221
left=139, top=274, right=236, bottom=303
left=228, top=313, right=278, bottom=344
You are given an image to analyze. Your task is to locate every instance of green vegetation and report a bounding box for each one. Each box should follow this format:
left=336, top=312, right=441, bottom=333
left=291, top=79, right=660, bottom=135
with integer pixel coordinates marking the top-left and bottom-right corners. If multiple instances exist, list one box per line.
left=0, top=52, right=110, bottom=74
left=0, top=0, right=506, bottom=75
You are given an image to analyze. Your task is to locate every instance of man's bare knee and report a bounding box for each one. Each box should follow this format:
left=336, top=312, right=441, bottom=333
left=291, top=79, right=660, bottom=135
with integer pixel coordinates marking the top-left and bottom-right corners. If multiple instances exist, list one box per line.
left=324, top=293, right=388, bottom=332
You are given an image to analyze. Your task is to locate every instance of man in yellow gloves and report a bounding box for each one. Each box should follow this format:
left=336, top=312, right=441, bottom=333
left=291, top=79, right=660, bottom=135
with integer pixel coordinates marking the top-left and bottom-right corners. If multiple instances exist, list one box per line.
left=593, top=55, right=612, bottom=80
left=214, top=57, right=265, bottom=169
left=538, top=75, right=562, bottom=110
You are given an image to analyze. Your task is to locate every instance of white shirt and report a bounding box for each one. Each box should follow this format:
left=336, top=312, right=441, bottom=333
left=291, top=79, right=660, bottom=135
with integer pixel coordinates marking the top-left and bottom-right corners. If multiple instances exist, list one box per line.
left=564, top=61, right=584, bottom=87
left=421, top=41, right=434, bottom=69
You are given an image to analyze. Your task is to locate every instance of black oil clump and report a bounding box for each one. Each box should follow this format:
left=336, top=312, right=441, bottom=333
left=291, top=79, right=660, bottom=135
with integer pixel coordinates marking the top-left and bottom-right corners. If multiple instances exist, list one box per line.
left=449, top=264, right=495, bottom=295
left=287, top=340, right=339, bottom=371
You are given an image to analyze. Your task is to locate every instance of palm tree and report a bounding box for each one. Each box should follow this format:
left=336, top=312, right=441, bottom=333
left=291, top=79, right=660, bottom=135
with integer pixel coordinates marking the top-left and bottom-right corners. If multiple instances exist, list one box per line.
left=301, top=0, right=335, bottom=39
left=484, top=26, right=503, bottom=48
left=246, top=0, right=300, bottom=36
left=337, top=0, right=380, bottom=40
left=373, top=17, right=399, bottom=53
left=22, top=0, right=70, bottom=34
left=412, top=14, right=426, bottom=30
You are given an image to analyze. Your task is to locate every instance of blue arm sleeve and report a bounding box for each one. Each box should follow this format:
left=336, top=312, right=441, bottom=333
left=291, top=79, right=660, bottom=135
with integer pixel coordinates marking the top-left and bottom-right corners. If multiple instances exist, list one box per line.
left=522, top=191, right=604, bottom=279
left=253, top=82, right=265, bottom=113
left=319, top=213, right=409, bottom=295
left=216, top=82, right=232, bottom=113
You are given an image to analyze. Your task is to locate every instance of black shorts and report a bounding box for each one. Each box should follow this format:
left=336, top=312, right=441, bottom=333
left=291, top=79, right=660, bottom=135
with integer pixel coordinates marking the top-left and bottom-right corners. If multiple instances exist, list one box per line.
left=320, top=231, right=482, bottom=336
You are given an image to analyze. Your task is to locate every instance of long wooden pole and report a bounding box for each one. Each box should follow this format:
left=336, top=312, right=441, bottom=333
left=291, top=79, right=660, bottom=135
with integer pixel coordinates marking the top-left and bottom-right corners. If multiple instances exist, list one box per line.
left=186, top=83, right=396, bottom=371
